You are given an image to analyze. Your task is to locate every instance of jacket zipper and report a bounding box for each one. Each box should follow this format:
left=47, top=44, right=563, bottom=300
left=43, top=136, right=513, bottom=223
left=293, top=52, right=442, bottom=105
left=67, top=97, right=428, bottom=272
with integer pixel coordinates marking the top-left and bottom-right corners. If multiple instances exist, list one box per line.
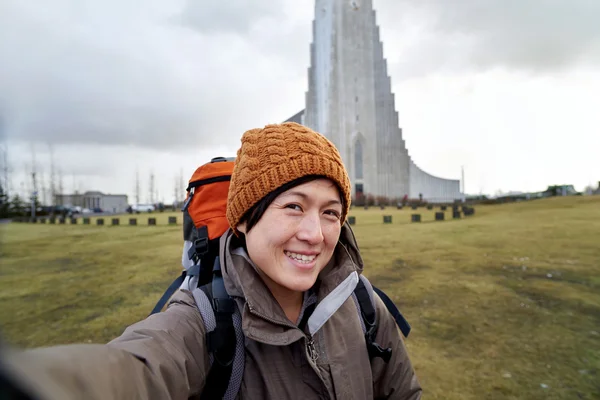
left=246, top=303, right=319, bottom=364
left=246, top=303, right=329, bottom=396
left=306, top=335, right=319, bottom=363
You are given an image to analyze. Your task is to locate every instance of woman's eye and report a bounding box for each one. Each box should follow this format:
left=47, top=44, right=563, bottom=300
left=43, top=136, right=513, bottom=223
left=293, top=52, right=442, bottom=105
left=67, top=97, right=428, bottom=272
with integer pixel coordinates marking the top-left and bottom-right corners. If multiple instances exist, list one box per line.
left=286, top=204, right=302, bottom=211
left=324, top=210, right=341, bottom=219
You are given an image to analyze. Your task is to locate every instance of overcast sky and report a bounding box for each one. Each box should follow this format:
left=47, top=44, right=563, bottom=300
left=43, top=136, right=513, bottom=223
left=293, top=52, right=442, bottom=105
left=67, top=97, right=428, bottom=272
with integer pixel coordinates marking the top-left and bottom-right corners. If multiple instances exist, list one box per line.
left=1, top=0, right=599, bottom=204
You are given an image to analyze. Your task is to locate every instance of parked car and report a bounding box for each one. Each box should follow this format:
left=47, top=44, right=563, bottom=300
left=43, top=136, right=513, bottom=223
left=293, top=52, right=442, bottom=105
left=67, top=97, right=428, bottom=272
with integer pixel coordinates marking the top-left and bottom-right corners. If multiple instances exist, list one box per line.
left=131, top=204, right=155, bottom=213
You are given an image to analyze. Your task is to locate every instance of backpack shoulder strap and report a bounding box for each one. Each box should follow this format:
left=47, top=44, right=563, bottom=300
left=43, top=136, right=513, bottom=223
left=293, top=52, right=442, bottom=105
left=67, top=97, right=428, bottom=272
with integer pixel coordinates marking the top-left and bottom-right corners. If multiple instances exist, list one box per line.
left=371, top=285, right=411, bottom=338
left=149, top=264, right=201, bottom=316
left=353, top=276, right=392, bottom=362
left=191, top=257, right=244, bottom=400
left=352, top=275, right=411, bottom=363
left=149, top=271, right=187, bottom=315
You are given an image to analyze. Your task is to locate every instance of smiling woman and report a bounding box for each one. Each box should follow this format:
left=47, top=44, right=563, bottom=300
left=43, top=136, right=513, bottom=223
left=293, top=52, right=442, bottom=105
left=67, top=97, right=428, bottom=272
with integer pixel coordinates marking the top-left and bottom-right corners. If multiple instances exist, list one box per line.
left=2, top=122, right=422, bottom=400
left=238, top=177, right=343, bottom=321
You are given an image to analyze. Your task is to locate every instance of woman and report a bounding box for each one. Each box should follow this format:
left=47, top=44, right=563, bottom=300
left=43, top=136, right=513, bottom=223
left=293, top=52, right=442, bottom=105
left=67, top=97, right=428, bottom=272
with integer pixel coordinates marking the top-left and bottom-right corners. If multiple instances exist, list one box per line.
left=3, top=122, right=422, bottom=399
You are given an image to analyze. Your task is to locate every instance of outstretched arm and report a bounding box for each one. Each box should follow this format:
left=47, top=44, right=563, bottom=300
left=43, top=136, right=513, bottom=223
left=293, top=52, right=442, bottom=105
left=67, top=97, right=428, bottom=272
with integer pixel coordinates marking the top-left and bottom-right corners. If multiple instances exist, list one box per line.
left=1, top=290, right=209, bottom=400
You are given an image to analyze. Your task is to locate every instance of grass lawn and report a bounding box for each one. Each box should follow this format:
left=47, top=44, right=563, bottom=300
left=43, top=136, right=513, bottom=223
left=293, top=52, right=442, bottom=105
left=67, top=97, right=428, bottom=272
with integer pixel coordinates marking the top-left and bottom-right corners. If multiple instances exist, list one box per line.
left=1, top=196, right=599, bottom=399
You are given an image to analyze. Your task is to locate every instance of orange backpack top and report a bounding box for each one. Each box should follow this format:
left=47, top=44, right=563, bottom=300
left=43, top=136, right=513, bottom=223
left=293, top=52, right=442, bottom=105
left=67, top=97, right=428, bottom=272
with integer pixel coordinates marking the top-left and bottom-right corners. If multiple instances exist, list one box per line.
left=183, top=156, right=235, bottom=244
left=151, top=156, right=235, bottom=314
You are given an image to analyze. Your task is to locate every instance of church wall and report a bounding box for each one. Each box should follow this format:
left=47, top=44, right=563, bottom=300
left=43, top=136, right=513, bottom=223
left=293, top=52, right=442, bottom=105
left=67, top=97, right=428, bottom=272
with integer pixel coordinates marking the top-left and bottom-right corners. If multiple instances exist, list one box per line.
left=409, top=159, right=461, bottom=203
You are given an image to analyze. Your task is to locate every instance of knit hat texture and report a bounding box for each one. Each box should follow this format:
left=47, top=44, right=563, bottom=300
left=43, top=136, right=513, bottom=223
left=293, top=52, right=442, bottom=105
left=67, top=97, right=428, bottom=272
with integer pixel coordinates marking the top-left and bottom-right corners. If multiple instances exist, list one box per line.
left=226, top=122, right=351, bottom=229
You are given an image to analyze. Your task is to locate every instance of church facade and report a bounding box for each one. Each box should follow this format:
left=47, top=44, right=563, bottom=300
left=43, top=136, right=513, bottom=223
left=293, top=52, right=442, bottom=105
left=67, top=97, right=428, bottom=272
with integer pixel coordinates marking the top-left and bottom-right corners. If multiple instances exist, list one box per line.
left=286, top=0, right=461, bottom=203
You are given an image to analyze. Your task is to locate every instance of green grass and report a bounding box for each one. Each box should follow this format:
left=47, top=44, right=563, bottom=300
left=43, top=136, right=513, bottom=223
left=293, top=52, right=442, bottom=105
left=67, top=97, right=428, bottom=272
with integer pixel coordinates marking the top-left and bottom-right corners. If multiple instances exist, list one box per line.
left=1, top=196, right=599, bottom=399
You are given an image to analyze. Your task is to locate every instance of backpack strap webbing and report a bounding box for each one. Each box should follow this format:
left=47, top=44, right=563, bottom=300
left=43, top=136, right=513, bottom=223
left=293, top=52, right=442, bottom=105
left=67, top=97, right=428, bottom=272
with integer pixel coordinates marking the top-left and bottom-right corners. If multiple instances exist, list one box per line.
left=354, top=278, right=393, bottom=363
left=149, top=264, right=200, bottom=316
left=199, top=257, right=237, bottom=400
left=372, top=286, right=411, bottom=338
left=188, top=225, right=210, bottom=265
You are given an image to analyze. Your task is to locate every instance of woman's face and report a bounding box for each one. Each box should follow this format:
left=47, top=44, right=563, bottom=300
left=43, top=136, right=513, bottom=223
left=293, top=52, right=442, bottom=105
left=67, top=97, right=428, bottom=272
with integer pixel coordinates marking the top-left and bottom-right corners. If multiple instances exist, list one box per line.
left=238, top=178, right=343, bottom=294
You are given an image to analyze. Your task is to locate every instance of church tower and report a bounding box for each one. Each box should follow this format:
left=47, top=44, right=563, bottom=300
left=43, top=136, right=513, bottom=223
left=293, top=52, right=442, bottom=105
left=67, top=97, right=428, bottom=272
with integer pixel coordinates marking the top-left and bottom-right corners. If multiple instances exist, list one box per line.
left=288, top=0, right=461, bottom=202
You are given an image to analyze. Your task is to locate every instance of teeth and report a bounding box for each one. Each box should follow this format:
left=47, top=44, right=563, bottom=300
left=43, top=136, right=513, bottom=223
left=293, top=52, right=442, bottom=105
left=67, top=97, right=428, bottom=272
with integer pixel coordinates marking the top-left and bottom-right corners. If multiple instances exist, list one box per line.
left=285, top=251, right=316, bottom=263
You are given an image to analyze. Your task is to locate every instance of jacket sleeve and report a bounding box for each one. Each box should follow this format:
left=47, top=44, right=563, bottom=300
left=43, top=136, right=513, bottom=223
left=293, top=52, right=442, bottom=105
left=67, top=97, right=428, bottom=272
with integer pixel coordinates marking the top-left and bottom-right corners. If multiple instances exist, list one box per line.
left=371, top=294, right=422, bottom=400
left=1, top=290, right=210, bottom=400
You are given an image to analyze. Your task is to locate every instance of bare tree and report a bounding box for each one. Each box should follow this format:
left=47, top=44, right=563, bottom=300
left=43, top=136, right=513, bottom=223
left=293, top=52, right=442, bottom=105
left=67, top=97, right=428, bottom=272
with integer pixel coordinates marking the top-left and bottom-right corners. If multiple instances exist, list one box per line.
left=154, top=175, right=160, bottom=204
left=148, top=171, right=155, bottom=204
left=48, top=143, right=56, bottom=206
left=23, top=161, right=31, bottom=200
left=134, top=168, right=140, bottom=205
left=30, top=144, right=38, bottom=199
left=0, top=143, right=11, bottom=199
left=179, top=168, right=185, bottom=203
left=57, top=167, right=64, bottom=205
left=39, top=170, right=47, bottom=206
left=173, top=173, right=178, bottom=207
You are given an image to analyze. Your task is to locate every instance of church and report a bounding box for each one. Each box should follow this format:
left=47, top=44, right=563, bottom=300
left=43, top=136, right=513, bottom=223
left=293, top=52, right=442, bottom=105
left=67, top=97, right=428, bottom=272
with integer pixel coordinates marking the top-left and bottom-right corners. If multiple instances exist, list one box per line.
left=286, top=0, right=461, bottom=203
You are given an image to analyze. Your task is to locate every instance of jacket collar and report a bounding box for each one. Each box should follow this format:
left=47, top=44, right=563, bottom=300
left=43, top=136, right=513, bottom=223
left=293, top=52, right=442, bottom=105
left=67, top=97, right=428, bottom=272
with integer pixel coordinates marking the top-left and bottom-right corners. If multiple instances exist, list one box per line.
left=219, top=223, right=363, bottom=345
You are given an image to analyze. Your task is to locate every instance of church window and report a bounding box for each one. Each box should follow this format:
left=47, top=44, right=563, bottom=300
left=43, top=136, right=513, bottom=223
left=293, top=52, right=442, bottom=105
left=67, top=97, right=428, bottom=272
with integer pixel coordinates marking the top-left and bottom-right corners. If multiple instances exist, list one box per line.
left=355, top=139, right=363, bottom=180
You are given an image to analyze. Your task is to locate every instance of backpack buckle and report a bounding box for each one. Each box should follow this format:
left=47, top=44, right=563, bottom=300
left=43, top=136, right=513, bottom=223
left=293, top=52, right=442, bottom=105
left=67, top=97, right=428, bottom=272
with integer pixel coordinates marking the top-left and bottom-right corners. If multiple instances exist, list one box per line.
left=365, top=325, right=392, bottom=363
left=194, top=237, right=209, bottom=257
left=366, top=340, right=392, bottom=363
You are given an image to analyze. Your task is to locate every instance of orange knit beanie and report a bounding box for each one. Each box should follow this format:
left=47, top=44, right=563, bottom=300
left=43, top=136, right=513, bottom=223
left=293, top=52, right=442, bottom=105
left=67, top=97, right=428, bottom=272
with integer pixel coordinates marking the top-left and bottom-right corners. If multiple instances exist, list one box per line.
left=226, top=122, right=351, bottom=229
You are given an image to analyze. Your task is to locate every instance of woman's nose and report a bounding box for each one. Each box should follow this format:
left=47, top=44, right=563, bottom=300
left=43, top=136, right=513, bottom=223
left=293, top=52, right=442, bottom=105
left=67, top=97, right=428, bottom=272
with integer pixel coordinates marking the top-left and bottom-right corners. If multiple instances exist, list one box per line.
left=296, top=213, right=324, bottom=244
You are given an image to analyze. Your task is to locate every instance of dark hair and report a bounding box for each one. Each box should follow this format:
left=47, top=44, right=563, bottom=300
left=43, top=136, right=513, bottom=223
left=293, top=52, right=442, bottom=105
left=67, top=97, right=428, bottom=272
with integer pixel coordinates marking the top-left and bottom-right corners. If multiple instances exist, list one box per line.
left=239, top=175, right=344, bottom=233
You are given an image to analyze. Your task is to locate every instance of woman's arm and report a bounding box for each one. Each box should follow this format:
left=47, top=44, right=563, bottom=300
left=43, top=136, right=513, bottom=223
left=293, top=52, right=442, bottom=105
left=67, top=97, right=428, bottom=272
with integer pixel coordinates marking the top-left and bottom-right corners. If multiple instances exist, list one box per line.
left=2, top=290, right=209, bottom=400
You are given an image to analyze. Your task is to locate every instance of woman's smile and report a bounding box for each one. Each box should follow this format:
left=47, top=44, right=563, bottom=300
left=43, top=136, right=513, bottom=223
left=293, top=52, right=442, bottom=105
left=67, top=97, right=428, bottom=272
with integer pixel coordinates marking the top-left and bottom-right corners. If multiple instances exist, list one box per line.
left=284, top=250, right=319, bottom=269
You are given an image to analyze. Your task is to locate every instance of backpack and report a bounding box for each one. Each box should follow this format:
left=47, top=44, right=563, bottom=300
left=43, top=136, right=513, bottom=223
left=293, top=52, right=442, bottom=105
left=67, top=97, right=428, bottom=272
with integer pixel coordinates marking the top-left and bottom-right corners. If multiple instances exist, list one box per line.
left=150, top=156, right=411, bottom=400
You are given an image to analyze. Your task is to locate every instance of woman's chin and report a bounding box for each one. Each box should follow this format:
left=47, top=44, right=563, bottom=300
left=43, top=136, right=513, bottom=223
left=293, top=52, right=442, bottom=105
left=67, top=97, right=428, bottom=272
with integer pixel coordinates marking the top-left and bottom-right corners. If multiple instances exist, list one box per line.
left=281, top=275, right=318, bottom=293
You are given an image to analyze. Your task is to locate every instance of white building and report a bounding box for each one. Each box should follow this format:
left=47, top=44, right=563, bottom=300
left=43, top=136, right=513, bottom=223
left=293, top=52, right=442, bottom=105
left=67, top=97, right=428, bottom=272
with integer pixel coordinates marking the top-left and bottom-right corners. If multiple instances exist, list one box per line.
left=55, top=191, right=129, bottom=213
left=286, top=0, right=461, bottom=203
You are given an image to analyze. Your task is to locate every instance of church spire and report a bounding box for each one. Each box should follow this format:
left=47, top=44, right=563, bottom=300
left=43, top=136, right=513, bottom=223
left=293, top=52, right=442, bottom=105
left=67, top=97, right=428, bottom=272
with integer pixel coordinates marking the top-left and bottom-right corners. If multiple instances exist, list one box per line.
left=290, top=0, right=461, bottom=202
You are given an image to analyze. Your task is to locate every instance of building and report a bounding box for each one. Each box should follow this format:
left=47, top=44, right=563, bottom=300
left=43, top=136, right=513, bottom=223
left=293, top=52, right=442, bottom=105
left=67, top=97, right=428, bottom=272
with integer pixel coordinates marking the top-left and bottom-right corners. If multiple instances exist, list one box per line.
left=54, top=191, right=129, bottom=213
left=286, top=0, right=461, bottom=203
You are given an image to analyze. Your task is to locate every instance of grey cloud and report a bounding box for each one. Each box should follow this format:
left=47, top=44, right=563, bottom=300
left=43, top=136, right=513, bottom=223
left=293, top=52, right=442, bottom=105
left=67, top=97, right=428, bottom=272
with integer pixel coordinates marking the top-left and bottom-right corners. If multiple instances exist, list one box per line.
left=180, top=0, right=280, bottom=34
left=0, top=0, right=307, bottom=152
left=378, top=0, right=600, bottom=75
left=2, top=0, right=597, bottom=158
